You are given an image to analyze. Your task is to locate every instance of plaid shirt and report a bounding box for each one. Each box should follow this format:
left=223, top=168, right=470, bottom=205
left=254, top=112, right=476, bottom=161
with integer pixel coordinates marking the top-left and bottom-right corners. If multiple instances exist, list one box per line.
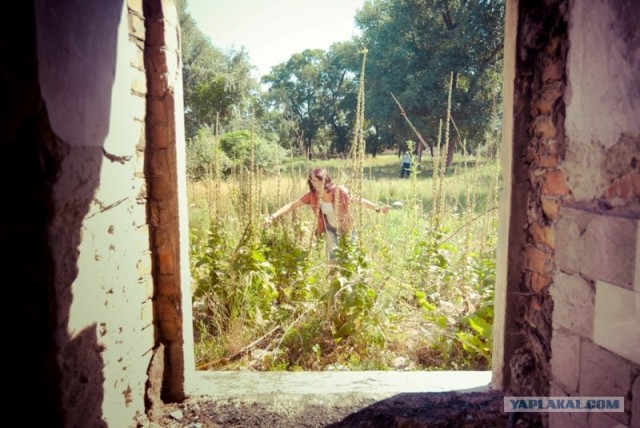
left=300, top=185, right=352, bottom=235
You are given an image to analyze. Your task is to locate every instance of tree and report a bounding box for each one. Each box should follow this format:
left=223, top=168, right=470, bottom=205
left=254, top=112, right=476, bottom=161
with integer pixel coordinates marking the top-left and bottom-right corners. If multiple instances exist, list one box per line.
left=218, top=130, right=287, bottom=172
left=177, top=0, right=260, bottom=140
left=177, top=0, right=504, bottom=164
left=262, top=48, right=359, bottom=158
left=262, top=50, right=328, bottom=157
left=355, top=0, right=504, bottom=163
left=323, top=42, right=360, bottom=154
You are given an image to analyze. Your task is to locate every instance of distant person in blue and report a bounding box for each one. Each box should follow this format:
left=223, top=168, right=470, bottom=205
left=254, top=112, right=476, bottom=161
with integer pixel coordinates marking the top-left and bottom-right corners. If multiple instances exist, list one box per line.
left=400, top=151, right=411, bottom=178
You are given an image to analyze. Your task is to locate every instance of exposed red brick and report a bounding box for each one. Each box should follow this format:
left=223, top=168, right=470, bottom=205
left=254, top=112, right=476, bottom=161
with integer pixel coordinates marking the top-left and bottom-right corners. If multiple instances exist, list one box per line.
left=534, top=115, right=556, bottom=139
left=150, top=174, right=172, bottom=200
left=542, top=59, right=563, bottom=83
left=545, top=139, right=559, bottom=155
left=149, top=150, right=176, bottom=177
left=157, top=249, right=174, bottom=274
left=148, top=98, right=168, bottom=125
left=545, top=36, right=561, bottom=55
left=529, top=297, right=542, bottom=311
left=541, top=197, right=560, bottom=221
left=537, top=154, right=558, bottom=168
left=542, top=169, right=571, bottom=196
left=526, top=146, right=539, bottom=163
left=159, top=319, right=180, bottom=342
left=153, top=229, right=167, bottom=246
left=150, top=125, right=171, bottom=149
left=533, top=85, right=563, bottom=115
left=524, top=245, right=553, bottom=274
left=157, top=205, right=176, bottom=225
left=156, top=274, right=175, bottom=296
left=527, top=147, right=559, bottom=168
left=531, top=221, right=556, bottom=249
left=149, top=71, right=169, bottom=97
left=146, top=20, right=167, bottom=47
left=531, top=272, right=552, bottom=293
left=605, top=172, right=640, bottom=199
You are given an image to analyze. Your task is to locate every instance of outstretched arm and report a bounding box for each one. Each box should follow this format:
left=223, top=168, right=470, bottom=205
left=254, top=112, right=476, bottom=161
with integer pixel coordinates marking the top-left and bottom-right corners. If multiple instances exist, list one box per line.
left=264, top=198, right=306, bottom=227
left=357, top=197, right=390, bottom=214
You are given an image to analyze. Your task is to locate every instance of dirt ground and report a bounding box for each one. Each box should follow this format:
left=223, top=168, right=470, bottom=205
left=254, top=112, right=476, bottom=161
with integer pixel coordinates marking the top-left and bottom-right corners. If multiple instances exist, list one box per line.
left=149, top=389, right=542, bottom=428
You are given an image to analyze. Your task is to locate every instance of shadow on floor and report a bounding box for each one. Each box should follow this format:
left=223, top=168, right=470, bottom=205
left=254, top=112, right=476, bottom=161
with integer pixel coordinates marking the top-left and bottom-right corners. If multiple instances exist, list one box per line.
left=327, top=389, right=539, bottom=428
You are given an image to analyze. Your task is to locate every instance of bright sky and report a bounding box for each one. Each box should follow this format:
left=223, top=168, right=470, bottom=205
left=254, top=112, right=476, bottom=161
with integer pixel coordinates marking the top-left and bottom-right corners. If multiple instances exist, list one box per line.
left=186, top=0, right=366, bottom=77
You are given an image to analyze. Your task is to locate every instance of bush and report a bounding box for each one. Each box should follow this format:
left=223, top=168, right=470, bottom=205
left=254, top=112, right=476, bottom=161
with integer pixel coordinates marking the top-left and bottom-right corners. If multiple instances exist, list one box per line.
left=219, top=129, right=287, bottom=171
left=186, top=126, right=231, bottom=181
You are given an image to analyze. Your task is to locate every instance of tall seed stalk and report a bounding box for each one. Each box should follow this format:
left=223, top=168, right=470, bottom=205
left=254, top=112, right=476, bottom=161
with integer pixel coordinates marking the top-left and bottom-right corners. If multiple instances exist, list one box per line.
left=347, top=48, right=368, bottom=231
left=214, top=113, right=222, bottom=218
left=460, top=137, right=478, bottom=290
left=431, top=119, right=445, bottom=232
left=440, top=71, right=454, bottom=224
left=248, top=111, right=256, bottom=235
left=481, top=89, right=502, bottom=255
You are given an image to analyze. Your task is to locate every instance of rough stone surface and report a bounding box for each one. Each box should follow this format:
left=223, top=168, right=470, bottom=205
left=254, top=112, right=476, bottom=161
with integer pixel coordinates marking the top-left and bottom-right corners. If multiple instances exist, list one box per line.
left=548, top=410, right=587, bottom=428
left=587, top=411, right=626, bottom=428
left=506, top=0, right=570, bottom=401
left=579, top=341, right=639, bottom=426
left=546, top=383, right=583, bottom=428
left=542, top=169, right=571, bottom=196
left=593, top=281, right=640, bottom=365
left=581, top=214, right=638, bottom=289
left=550, top=327, right=580, bottom=393
left=556, top=205, right=639, bottom=289
left=631, top=375, right=640, bottom=428
left=550, top=271, right=594, bottom=339
left=541, top=197, right=560, bottom=221
left=563, top=0, right=640, bottom=200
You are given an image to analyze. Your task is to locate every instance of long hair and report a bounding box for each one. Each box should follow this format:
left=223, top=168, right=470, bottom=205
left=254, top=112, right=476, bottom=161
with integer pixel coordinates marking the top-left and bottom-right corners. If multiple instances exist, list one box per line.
left=307, top=167, right=334, bottom=193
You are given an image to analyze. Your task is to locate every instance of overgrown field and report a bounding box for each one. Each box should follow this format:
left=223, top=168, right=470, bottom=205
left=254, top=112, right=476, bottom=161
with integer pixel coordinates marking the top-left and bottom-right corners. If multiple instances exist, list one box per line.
left=188, top=153, right=501, bottom=371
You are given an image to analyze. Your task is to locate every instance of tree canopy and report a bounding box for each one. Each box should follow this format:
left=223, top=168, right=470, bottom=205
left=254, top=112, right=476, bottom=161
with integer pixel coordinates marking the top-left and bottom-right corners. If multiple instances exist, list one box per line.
left=355, top=0, right=504, bottom=160
left=177, top=0, right=260, bottom=140
left=178, top=0, right=504, bottom=169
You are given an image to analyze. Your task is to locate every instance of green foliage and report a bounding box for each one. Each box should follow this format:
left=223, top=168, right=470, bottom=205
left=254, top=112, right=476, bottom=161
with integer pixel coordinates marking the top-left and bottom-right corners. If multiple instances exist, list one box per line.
left=177, top=1, right=262, bottom=140
left=355, top=0, right=504, bottom=154
left=190, top=147, right=500, bottom=372
left=328, top=237, right=377, bottom=339
left=178, top=0, right=504, bottom=159
left=192, top=222, right=277, bottom=336
left=218, top=129, right=287, bottom=172
left=407, top=224, right=496, bottom=369
left=262, top=48, right=358, bottom=157
left=186, top=126, right=231, bottom=181
left=179, top=0, right=505, bottom=371
left=260, top=227, right=313, bottom=303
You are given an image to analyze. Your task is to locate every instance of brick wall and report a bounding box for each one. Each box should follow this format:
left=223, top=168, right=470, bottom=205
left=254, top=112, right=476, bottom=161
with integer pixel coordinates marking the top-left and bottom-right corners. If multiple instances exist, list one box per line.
left=545, top=0, right=640, bottom=427
left=500, top=2, right=640, bottom=427
left=503, top=0, right=570, bottom=403
left=551, top=204, right=639, bottom=427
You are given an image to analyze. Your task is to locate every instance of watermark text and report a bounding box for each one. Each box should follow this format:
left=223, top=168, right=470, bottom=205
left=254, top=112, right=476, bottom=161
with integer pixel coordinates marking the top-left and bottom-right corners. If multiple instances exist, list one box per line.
left=504, top=397, right=624, bottom=412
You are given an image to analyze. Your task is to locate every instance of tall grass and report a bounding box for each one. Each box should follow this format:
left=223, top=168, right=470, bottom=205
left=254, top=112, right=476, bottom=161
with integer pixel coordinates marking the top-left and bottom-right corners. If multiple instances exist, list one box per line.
left=188, top=149, right=501, bottom=371
left=189, top=54, right=500, bottom=371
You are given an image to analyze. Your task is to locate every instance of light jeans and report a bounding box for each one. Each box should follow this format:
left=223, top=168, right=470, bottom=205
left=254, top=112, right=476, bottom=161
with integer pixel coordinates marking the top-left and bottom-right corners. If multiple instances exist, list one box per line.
left=324, top=225, right=339, bottom=261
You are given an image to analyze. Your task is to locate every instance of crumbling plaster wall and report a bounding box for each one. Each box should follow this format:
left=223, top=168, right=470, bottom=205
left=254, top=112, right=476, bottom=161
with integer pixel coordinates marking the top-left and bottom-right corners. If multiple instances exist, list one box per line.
left=27, top=0, right=187, bottom=426
left=562, top=0, right=640, bottom=201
